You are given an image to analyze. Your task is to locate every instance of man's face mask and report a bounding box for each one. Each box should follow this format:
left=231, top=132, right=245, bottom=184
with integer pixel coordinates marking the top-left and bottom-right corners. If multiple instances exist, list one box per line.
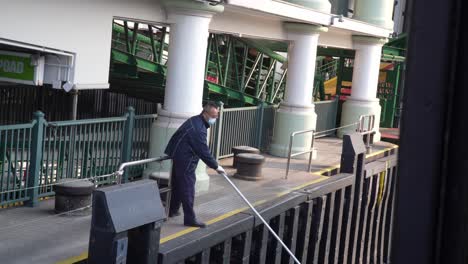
left=208, top=118, right=216, bottom=126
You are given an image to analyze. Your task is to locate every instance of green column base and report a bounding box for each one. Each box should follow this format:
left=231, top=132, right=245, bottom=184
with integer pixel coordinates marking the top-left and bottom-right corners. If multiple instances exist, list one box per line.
left=337, top=98, right=381, bottom=142
left=269, top=105, right=317, bottom=158
left=143, top=111, right=210, bottom=193
left=286, top=0, right=332, bottom=13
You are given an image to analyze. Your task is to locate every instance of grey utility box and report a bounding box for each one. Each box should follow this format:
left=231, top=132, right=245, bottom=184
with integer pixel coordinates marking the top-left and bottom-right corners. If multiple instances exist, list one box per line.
left=88, top=179, right=166, bottom=264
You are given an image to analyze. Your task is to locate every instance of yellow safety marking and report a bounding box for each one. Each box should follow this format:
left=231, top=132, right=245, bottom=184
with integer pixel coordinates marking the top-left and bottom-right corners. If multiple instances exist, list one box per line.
left=313, top=165, right=340, bottom=176
left=377, top=161, right=389, bottom=205
left=55, top=251, right=88, bottom=264
left=1, top=201, right=24, bottom=209
left=366, top=145, right=399, bottom=159
left=57, top=144, right=398, bottom=263
left=276, top=176, right=329, bottom=198
left=161, top=199, right=268, bottom=244
left=160, top=227, right=199, bottom=244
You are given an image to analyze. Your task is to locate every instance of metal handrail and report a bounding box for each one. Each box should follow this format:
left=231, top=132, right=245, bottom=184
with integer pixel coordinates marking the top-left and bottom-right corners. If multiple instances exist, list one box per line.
left=285, top=129, right=316, bottom=179
left=115, top=156, right=171, bottom=184
left=357, top=114, right=376, bottom=152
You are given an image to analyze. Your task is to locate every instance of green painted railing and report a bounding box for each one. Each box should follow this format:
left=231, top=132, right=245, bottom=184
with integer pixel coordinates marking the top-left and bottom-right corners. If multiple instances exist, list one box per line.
left=0, top=122, right=35, bottom=206
left=0, top=108, right=157, bottom=207
left=1, top=100, right=340, bottom=206
left=209, top=103, right=278, bottom=159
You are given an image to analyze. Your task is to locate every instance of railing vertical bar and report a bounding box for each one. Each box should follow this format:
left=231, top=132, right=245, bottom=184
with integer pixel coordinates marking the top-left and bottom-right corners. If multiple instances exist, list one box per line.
left=97, top=122, right=104, bottom=176
left=82, top=124, right=90, bottom=179
left=0, top=131, right=4, bottom=199
left=20, top=128, right=26, bottom=199
left=223, top=238, right=232, bottom=264
left=259, top=224, right=269, bottom=264
left=26, top=127, right=32, bottom=199
left=7, top=129, right=13, bottom=194
left=67, top=125, right=76, bottom=179
left=71, top=125, right=78, bottom=179
left=365, top=173, right=380, bottom=264
left=12, top=128, right=20, bottom=200
left=104, top=122, right=112, bottom=180
left=113, top=122, right=121, bottom=173
left=242, top=230, right=253, bottom=264
left=309, top=196, right=327, bottom=264
left=298, top=200, right=314, bottom=263
left=201, top=248, right=211, bottom=263
left=321, top=192, right=336, bottom=264
left=332, top=188, right=346, bottom=264
left=57, top=127, right=64, bottom=180
left=274, top=213, right=286, bottom=264
left=385, top=166, right=397, bottom=263
left=74, top=125, right=82, bottom=178
left=375, top=168, right=389, bottom=263
left=90, top=123, right=97, bottom=179
left=357, top=176, right=373, bottom=264
left=370, top=171, right=388, bottom=263
left=347, top=162, right=365, bottom=264
left=104, top=122, right=113, bottom=183
left=39, top=126, right=53, bottom=193
left=286, top=206, right=300, bottom=264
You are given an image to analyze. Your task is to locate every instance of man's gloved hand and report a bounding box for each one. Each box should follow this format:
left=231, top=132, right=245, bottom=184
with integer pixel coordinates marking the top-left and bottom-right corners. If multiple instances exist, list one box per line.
left=216, top=166, right=226, bottom=175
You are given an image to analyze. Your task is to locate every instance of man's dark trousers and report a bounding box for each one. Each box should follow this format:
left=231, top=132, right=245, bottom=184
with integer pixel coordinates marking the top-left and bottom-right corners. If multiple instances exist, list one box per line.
left=169, top=157, right=199, bottom=223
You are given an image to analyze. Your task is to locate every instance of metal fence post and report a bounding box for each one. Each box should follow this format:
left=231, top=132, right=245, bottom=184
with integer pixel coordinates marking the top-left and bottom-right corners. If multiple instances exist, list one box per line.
left=215, top=102, right=224, bottom=160
left=26, top=111, right=46, bottom=207
left=256, top=103, right=265, bottom=149
left=121, top=107, right=135, bottom=183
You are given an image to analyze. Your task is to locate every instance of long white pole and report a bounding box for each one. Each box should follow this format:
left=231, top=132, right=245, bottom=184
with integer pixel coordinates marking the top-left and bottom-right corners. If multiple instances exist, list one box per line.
left=220, top=173, right=301, bottom=264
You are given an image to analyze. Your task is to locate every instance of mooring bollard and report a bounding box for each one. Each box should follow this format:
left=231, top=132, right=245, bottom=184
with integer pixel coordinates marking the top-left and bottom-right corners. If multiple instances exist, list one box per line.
left=232, top=146, right=260, bottom=168
left=234, top=153, right=265, bottom=181
left=53, top=179, right=95, bottom=215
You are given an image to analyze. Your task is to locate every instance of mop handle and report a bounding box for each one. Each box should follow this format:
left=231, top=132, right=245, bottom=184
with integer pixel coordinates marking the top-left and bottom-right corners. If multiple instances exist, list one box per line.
left=220, top=173, right=301, bottom=264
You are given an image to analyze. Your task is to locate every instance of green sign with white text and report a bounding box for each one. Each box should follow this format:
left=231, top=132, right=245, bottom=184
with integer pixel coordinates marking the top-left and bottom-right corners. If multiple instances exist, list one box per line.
left=0, top=51, right=36, bottom=84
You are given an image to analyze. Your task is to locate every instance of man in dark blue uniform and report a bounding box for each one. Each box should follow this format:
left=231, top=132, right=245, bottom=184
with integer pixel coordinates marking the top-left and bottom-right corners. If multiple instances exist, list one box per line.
left=164, top=101, right=225, bottom=228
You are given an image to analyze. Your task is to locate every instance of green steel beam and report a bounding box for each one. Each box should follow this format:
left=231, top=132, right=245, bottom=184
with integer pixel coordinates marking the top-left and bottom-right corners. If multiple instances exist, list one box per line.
left=111, top=49, right=260, bottom=106
left=111, top=49, right=166, bottom=75
left=205, top=82, right=258, bottom=105
left=113, top=23, right=169, bottom=51
left=131, top=22, right=139, bottom=55
left=235, top=37, right=287, bottom=63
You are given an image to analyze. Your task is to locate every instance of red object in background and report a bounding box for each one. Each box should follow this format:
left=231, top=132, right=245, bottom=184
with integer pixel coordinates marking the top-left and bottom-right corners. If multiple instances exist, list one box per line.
left=206, top=75, right=219, bottom=84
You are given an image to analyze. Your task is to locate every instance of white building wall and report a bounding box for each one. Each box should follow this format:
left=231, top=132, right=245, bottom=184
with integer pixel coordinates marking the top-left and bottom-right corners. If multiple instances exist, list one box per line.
left=0, top=0, right=394, bottom=89
left=0, top=0, right=166, bottom=89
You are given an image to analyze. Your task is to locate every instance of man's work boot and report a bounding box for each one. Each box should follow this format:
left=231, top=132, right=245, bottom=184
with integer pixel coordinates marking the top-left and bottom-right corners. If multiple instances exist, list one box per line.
left=184, top=220, right=206, bottom=228
left=169, top=211, right=181, bottom=217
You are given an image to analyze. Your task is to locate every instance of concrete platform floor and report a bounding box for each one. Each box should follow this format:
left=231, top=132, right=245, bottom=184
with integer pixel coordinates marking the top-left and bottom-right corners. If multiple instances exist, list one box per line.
left=0, top=138, right=397, bottom=264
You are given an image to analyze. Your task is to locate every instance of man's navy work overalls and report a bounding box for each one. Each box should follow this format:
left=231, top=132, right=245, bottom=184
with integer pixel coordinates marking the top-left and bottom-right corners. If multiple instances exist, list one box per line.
left=164, top=114, right=218, bottom=223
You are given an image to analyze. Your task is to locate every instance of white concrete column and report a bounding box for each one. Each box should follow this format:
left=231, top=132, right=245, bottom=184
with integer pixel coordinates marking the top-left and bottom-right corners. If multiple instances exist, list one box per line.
left=353, top=0, right=394, bottom=29
left=270, top=23, right=328, bottom=158
left=338, top=36, right=387, bottom=141
left=283, top=31, right=319, bottom=106
left=164, top=14, right=210, bottom=115
left=143, top=0, right=223, bottom=192
left=286, top=0, right=332, bottom=13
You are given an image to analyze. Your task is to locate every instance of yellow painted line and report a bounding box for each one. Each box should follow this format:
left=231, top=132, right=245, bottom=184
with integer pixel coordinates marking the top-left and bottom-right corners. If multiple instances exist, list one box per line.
left=58, top=145, right=398, bottom=263
left=162, top=199, right=268, bottom=244
left=311, top=144, right=398, bottom=177
left=55, top=251, right=88, bottom=264
left=366, top=145, right=399, bottom=159
left=160, top=227, right=199, bottom=244
left=313, top=165, right=340, bottom=176
left=276, top=176, right=329, bottom=198
left=1, top=201, right=24, bottom=210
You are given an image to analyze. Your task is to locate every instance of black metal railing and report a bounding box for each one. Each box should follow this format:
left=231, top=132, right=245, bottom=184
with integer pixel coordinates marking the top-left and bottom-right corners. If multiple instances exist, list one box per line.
left=157, top=134, right=398, bottom=264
